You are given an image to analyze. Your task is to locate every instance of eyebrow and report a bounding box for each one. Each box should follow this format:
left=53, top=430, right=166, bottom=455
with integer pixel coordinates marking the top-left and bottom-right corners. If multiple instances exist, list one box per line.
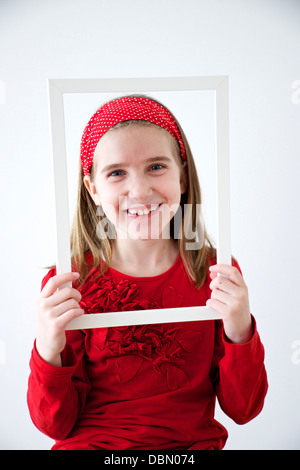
left=100, top=156, right=173, bottom=174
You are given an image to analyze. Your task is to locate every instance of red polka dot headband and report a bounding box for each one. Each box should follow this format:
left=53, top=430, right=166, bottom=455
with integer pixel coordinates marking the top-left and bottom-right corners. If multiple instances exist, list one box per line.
left=80, top=96, right=187, bottom=176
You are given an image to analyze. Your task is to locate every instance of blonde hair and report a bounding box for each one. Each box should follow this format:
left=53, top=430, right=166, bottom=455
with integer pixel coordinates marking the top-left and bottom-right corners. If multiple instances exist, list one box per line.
left=70, top=95, right=215, bottom=288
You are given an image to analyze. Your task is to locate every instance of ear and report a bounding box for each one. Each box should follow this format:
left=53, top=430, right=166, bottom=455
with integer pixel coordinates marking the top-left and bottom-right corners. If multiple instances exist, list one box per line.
left=83, top=175, right=101, bottom=206
left=180, top=161, right=188, bottom=194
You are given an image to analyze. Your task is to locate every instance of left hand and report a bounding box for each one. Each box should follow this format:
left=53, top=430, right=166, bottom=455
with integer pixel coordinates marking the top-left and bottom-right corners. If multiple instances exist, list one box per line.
left=206, top=264, right=253, bottom=344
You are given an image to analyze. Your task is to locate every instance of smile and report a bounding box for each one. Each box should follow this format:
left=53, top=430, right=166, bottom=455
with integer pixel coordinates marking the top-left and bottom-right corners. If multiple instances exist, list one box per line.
left=127, top=204, right=162, bottom=216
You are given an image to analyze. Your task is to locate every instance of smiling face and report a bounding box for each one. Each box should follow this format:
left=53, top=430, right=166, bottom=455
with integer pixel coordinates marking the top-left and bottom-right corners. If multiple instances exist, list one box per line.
left=83, top=123, right=187, bottom=241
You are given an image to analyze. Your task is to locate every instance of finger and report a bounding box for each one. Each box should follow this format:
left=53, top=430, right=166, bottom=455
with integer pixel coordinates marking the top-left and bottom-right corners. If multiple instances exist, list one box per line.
left=51, top=298, right=83, bottom=318
left=210, top=288, right=231, bottom=304
left=209, top=264, right=244, bottom=287
left=48, top=286, right=82, bottom=307
left=206, top=297, right=228, bottom=315
left=55, top=307, right=84, bottom=330
left=209, top=271, right=218, bottom=280
left=209, top=276, right=239, bottom=296
left=41, top=272, right=80, bottom=298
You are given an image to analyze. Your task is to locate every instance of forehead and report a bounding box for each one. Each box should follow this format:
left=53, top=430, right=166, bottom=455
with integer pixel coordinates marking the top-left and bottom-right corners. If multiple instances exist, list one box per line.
left=93, top=123, right=179, bottom=164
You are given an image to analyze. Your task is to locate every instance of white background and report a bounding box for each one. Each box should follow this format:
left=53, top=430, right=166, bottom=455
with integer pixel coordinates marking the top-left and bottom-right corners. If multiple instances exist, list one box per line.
left=0, top=0, right=299, bottom=450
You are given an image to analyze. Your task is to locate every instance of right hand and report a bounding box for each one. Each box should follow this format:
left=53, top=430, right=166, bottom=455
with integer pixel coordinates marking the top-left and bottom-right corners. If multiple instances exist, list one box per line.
left=36, top=272, right=84, bottom=367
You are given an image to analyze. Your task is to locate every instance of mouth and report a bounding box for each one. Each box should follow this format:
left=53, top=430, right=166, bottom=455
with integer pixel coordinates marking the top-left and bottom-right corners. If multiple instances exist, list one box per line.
left=126, top=203, right=162, bottom=217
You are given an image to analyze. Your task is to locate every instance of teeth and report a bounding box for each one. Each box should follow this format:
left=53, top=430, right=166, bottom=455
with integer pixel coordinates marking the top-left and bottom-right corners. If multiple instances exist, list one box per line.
left=128, top=204, right=159, bottom=215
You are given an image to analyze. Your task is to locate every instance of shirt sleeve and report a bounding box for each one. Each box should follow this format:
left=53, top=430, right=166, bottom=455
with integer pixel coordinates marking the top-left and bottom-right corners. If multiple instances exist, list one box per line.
left=210, top=316, right=268, bottom=425
left=209, top=258, right=268, bottom=424
left=27, top=269, right=92, bottom=441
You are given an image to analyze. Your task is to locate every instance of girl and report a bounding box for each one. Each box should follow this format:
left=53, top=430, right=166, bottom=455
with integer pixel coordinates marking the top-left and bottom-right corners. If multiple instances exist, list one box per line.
left=27, top=95, right=267, bottom=450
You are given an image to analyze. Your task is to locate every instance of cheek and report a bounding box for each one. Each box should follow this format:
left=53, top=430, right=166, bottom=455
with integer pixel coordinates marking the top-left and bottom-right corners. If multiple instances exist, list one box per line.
left=100, top=193, right=119, bottom=225
left=101, top=193, right=129, bottom=228
left=157, top=171, right=182, bottom=197
left=168, top=179, right=184, bottom=204
left=102, top=205, right=115, bottom=224
left=160, top=201, right=180, bottom=222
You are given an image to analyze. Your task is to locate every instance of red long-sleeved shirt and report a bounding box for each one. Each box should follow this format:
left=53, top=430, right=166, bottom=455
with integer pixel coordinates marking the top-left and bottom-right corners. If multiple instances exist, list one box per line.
left=27, top=255, right=268, bottom=450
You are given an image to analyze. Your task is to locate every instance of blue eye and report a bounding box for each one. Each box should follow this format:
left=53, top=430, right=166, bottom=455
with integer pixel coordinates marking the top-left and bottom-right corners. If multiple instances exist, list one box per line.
left=150, top=164, right=164, bottom=171
left=109, top=170, right=123, bottom=177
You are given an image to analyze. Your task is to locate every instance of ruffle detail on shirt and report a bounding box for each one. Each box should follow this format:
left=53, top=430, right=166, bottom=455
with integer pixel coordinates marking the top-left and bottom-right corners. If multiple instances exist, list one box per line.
left=79, top=267, right=140, bottom=312
left=78, top=268, right=202, bottom=390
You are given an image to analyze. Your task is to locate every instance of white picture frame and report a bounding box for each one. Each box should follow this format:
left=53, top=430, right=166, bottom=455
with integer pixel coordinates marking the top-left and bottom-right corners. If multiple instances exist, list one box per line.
left=47, top=76, right=231, bottom=330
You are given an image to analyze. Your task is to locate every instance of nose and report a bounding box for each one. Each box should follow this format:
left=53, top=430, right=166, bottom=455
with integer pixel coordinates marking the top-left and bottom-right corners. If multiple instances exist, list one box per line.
left=127, top=173, right=153, bottom=202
